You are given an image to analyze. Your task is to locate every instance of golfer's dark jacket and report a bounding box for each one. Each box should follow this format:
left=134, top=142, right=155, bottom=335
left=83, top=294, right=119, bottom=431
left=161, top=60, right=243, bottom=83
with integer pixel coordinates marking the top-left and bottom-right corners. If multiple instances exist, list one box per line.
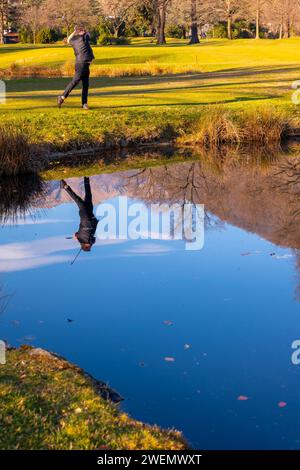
left=70, top=33, right=95, bottom=63
left=77, top=210, right=98, bottom=245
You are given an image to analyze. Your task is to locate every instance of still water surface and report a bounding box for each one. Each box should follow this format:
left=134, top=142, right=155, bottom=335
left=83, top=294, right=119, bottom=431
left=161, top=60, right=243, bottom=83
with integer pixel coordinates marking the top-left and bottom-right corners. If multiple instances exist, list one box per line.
left=1, top=156, right=300, bottom=449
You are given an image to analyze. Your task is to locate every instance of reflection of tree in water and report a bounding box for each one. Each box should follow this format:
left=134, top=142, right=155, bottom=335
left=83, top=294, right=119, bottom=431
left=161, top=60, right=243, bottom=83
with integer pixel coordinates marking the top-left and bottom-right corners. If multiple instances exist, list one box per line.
left=0, top=285, right=10, bottom=315
left=121, top=150, right=300, bottom=299
left=125, top=163, right=224, bottom=232
left=0, top=174, right=45, bottom=225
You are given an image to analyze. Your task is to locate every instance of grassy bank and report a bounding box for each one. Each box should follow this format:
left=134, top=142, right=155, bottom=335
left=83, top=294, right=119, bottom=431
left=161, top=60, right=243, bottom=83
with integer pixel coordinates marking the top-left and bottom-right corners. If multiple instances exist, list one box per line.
left=1, top=106, right=298, bottom=175
left=0, top=347, right=186, bottom=450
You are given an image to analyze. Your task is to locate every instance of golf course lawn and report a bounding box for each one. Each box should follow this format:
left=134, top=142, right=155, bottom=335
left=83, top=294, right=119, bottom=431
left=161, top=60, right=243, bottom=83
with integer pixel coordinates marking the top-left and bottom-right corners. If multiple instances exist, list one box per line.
left=1, top=38, right=300, bottom=150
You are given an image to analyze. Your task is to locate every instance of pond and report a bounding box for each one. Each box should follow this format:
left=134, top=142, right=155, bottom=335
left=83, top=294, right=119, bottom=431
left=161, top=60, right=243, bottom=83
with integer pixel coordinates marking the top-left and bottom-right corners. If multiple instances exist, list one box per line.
left=1, top=150, right=300, bottom=450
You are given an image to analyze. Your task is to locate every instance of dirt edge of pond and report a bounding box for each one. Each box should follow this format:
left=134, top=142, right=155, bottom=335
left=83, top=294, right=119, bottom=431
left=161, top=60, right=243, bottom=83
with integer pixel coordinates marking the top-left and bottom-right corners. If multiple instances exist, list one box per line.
left=0, top=346, right=187, bottom=450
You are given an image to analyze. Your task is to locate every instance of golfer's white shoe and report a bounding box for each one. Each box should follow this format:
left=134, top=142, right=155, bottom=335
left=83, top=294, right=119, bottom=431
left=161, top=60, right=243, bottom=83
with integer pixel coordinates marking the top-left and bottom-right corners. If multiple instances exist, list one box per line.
left=82, top=104, right=89, bottom=110
left=57, top=96, right=64, bottom=108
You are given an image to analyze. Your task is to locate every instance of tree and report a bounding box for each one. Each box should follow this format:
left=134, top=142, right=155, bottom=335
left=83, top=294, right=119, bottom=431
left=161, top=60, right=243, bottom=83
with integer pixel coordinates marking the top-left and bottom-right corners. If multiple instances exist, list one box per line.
left=97, top=0, right=137, bottom=37
left=214, top=0, right=246, bottom=39
left=45, top=0, right=96, bottom=36
left=270, top=0, right=300, bottom=39
left=157, top=0, right=174, bottom=44
left=0, top=0, right=20, bottom=43
left=190, top=0, right=200, bottom=43
left=249, top=0, right=271, bottom=39
left=20, top=0, right=46, bottom=44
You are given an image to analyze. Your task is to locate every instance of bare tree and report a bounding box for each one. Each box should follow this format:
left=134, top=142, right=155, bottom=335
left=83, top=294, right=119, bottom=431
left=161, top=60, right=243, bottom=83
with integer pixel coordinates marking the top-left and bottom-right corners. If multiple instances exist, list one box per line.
left=45, top=0, right=96, bottom=36
left=97, top=0, right=138, bottom=37
left=156, top=0, right=171, bottom=44
left=21, top=0, right=46, bottom=44
left=214, top=0, right=246, bottom=39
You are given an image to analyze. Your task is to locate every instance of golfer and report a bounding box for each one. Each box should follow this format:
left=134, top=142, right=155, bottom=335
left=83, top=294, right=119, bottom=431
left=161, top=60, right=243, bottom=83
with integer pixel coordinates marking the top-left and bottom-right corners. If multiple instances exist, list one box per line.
left=61, top=177, right=98, bottom=252
left=58, top=25, right=95, bottom=110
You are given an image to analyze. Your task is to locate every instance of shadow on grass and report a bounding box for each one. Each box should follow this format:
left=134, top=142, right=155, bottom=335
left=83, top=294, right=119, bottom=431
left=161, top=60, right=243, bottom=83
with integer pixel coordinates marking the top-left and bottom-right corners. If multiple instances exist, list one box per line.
left=4, top=63, right=300, bottom=93
left=7, top=95, right=276, bottom=112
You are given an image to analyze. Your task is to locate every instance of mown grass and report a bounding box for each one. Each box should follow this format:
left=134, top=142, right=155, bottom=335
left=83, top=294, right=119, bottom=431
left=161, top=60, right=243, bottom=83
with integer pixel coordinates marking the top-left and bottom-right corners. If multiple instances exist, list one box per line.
left=1, top=38, right=300, bottom=75
left=1, top=38, right=300, bottom=157
left=0, top=347, right=186, bottom=450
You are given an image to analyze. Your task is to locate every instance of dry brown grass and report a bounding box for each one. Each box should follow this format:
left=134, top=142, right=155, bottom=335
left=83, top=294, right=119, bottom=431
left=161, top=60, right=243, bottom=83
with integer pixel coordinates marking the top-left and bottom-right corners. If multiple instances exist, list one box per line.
left=0, top=124, right=41, bottom=176
left=179, top=106, right=293, bottom=147
left=0, top=61, right=202, bottom=79
left=0, top=62, right=63, bottom=78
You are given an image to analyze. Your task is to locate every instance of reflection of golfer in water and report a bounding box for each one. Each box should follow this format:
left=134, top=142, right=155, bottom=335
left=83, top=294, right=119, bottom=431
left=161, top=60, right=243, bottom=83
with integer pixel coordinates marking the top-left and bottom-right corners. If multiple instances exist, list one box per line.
left=61, top=177, right=98, bottom=252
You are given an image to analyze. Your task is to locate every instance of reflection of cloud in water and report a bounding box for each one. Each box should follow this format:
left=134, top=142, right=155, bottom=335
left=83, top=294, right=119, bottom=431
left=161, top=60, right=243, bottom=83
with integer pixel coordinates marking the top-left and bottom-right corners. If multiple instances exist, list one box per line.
left=124, top=243, right=174, bottom=255
left=0, top=236, right=126, bottom=272
left=4, top=218, right=75, bottom=226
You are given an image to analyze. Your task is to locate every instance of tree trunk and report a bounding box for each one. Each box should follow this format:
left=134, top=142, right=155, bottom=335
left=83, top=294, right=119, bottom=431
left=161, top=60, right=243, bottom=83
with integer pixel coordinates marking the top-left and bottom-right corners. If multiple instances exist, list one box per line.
left=0, top=10, right=5, bottom=44
left=286, top=19, right=291, bottom=38
left=227, top=15, right=232, bottom=40
left=255, top=0, right=260, bottom=39
left=189, top=0, right=200, bottom=44
left=157, top=3, right=166, bottom=45
left=279, top=23, right=283, bottom=39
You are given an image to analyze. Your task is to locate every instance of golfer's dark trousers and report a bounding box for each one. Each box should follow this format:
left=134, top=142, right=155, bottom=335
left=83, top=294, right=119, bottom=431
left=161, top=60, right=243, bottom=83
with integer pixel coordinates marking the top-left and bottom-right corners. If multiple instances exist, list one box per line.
left=64, top=177, right=94, bottom=218
left=63, top=62, right=90, bottom=105
left=64, top=177, right=98, bottom=244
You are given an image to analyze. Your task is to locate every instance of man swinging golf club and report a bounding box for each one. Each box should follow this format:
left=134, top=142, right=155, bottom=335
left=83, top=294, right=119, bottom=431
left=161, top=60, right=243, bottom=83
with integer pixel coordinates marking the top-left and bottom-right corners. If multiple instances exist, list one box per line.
left=57, top=25, right=95, bottom=110
left=61, top=177, right=98, bottom=253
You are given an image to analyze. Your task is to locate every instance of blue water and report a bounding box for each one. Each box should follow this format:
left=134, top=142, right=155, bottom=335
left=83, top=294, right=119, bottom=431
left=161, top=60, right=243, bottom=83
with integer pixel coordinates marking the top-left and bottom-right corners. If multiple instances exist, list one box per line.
left=1, top=165, right=300, bottom=450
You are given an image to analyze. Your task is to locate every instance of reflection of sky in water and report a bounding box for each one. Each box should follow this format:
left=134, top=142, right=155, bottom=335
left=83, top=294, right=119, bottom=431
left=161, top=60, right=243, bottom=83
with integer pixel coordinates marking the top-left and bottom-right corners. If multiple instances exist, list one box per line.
left=1, top=186, right=300, bottom=450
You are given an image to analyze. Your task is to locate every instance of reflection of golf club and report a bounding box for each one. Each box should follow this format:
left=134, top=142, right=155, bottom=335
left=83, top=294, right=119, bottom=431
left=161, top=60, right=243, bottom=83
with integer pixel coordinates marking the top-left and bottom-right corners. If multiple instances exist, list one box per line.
left=70, top=248, right=82, bottom=266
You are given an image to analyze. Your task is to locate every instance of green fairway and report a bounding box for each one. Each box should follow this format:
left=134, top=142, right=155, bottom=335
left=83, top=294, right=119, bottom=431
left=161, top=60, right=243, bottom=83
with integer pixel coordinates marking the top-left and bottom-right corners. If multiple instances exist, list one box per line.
left=1, top=38, right=300, bottom=73
left=1, top=38, right=300, bottom=150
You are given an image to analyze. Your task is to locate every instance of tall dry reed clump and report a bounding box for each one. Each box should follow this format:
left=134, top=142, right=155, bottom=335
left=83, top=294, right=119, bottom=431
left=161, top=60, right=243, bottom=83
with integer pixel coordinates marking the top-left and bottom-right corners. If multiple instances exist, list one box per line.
left=0, top=124, right=40, bottom=176
left=0, top=61, right=203, bottom=79
left=0, top=63, right=62, bottom=79
left=179, top=107, right=293, bottom=147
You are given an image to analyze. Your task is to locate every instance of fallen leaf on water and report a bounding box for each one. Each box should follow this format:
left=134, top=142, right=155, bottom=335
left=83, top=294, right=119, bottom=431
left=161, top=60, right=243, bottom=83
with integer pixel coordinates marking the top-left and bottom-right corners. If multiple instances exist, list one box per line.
left=23, top=336, right=36, bottom=342
left=163, top=320, right=173, bottom=326
left=237, top=395, right=249, bottom=401
left=278, top=401, right=287, bottom=408
left=184, top=344, right=191, bottom=350
left=164, top=357, right=175, bottom=362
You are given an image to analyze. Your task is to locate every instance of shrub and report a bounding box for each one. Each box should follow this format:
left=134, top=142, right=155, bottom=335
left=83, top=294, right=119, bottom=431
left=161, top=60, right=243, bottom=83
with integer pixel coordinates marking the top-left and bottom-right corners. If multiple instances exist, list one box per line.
left=98, top=17, right=113, bottom=36
left=210, top=23, right=227, bottom=39
left=36, top=28, right=58, bottom=44
left=115, top=36, right=130, bottom=45
left=97, top=34, right=113, bottom=45
left=166, top=24, right=185, bottom=39
left=97, top=34, right=130, bottom=46
left=19, top=27, right=33, bottom=44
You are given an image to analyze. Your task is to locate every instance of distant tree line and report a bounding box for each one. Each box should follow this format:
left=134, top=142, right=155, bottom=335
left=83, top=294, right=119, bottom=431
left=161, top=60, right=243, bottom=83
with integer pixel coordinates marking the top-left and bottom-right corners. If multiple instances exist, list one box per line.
left=1, top=0, right=300, bottom=44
